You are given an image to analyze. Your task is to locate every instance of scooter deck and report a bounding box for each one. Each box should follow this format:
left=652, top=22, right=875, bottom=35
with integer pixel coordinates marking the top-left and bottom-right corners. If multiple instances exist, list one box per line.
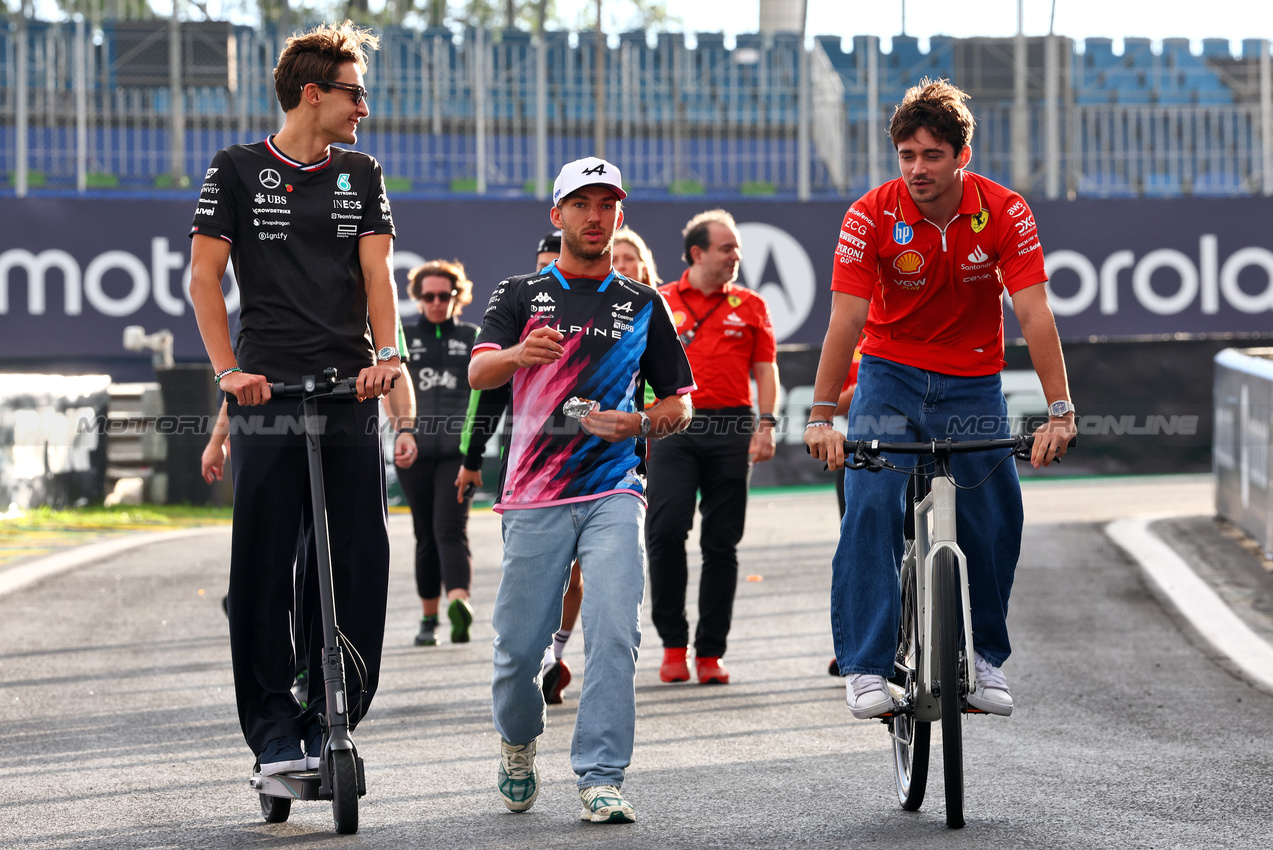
left=250, top=770, right=325, bottom=801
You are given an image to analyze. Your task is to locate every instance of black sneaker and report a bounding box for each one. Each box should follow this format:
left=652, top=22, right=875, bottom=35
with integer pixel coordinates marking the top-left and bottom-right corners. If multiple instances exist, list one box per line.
left=448, top=598, right=473, bottom=644
left=291, top=668, right=308, bottom=709
left=258, top=735, right=305, bottom=776
left=415, top=615, right=439, bottom=646
left=541, top=658, right=572, bottom=705
left=303, top=722, right=323, bottom=771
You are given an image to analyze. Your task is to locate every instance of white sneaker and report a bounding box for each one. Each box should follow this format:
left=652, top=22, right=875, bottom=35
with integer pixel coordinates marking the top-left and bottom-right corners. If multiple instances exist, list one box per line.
left=965, top=653, right=1013, bottom=716
left=845, top=673, right=895, bottom=719
left=497, top=739, right=539, bottom=812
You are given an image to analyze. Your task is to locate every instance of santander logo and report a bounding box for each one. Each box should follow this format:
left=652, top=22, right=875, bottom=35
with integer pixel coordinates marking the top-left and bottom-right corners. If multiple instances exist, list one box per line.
left=968, top=246, right=989, bottom=263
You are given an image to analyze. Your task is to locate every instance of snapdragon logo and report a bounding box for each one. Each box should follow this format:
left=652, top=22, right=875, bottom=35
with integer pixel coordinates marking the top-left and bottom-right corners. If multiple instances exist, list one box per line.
left=737, top=222, right=816, bottom=342
left=1044, top=235, right=1273, bottom=317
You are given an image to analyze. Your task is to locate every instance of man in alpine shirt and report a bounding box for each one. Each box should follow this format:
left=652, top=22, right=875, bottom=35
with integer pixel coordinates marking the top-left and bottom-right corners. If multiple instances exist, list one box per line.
left=646, top=209, right=780, bottom=686
left=804, top=78, right=1076, bottom=720
left=470, top=157, right=695, bottom=824
left=188, top=21, right=399, bottom=777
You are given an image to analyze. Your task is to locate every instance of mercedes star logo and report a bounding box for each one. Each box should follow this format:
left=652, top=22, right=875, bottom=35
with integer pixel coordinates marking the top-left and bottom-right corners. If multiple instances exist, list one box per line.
left=259, top=169, right=281, bottom=189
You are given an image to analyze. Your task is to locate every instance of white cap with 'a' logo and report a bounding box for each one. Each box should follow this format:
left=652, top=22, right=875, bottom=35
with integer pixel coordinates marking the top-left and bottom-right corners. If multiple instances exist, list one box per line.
left=552, top=157, right=627, bottom=205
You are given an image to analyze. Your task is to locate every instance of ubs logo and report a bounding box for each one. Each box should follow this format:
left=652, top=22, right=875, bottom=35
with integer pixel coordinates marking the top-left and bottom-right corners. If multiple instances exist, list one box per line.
left=737, top=222, right=816, bottom=342
left=259, top=169, right=281, bottom=189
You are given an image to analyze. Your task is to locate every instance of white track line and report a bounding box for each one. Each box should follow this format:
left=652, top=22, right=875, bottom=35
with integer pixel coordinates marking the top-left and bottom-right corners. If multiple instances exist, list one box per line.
left=1107, top=515, right=1273, bottom=693
left=0, top=527, right=225, bottom=598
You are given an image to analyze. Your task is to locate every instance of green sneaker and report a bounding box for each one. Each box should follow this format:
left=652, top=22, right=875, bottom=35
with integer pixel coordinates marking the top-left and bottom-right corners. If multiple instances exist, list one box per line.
left=448, top=598, right=474, bottom=644
left=414, top=615, right=438, bottom=647
left=579, top=784, right=635, bottom=823
left=498, top=740, right=539, bottom=812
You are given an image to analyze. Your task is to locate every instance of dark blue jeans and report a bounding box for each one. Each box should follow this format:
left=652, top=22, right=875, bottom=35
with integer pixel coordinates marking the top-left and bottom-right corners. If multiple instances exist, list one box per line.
left=832, top=355, right=1023, bottom=676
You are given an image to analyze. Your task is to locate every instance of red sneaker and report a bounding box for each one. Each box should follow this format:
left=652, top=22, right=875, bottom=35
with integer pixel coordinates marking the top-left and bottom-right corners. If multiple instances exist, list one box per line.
left=659, top=647, right=690, bottom=683
left=695, top=656, right=730, bottom=684
left=542, top=659, right=572, bottom=705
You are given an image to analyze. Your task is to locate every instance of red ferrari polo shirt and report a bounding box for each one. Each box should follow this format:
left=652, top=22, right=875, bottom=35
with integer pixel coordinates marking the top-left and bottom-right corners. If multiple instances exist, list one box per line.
left=659, top=271, right=777, bottom=410
left=830, top=170, right=1048, bottom=376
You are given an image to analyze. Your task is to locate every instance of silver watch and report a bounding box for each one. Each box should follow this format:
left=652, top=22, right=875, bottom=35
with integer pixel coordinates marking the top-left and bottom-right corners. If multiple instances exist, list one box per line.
left=1048, top=399, right=1076, bottom=417
left=376, top=346, right=400, bottom=362
left=638, top=411, right=652, bottom=438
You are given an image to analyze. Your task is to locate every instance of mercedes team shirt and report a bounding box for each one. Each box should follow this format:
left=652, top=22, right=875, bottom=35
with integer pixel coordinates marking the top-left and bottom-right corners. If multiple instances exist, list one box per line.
left=189, top=136, right=396, bottom=384
left=473, top=263, right=696, bottom=511
left=830, top=170, right=1048, bottom=376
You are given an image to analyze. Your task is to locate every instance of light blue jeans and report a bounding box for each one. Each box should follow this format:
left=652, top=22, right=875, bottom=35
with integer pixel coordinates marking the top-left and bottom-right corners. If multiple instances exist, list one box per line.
left=491, top=493, right=646, bottom=789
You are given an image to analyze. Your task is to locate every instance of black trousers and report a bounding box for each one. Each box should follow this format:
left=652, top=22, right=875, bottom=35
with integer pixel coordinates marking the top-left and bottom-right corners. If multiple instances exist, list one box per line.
left=645, top=407, right=753, bottom=658
left=227, top=396, right=389, bottom=755
left=396, top=451, right=473, bottom=599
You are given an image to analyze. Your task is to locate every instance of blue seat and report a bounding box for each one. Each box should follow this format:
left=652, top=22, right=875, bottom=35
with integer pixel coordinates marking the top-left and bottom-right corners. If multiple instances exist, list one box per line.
left=1078, top=174, right=1137, bottom=198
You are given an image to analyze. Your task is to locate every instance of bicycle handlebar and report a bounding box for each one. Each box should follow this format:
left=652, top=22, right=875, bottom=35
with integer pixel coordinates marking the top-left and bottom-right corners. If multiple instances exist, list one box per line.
left=842, top=434, right=1078, bottom=470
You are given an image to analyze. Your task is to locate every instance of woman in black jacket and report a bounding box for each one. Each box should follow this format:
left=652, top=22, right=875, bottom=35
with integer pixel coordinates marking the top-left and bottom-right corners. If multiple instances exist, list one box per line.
left=398, top=259, right=483, bottom=646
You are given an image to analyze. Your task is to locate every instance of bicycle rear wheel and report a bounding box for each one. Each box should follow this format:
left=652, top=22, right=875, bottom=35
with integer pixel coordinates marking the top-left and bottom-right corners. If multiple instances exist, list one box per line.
left=891, top=556, right=929, bottom=811
left=933, top=549, right=965, bottom=829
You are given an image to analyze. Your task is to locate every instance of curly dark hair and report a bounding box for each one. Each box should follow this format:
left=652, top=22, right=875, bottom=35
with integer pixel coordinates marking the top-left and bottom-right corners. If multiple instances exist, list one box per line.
left=408, top=259, right=474, bottom=314
left=889, top=77, right=976, bottom=155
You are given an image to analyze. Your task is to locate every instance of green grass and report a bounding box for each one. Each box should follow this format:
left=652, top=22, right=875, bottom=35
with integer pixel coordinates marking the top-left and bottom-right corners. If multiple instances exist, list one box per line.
left=1, top=504, right=232, bottom=532
left=740, top=181, right=776, bottom=196
left=383, top=176, right=413, bottom=193
left=668, top=179, right=705, bottom=195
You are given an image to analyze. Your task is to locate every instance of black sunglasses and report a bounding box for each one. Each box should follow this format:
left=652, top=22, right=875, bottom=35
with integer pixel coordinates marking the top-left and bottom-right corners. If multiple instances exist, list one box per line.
left=307, top=80, right=368, bottom=105
left=418, top=291, right=456, bottom=303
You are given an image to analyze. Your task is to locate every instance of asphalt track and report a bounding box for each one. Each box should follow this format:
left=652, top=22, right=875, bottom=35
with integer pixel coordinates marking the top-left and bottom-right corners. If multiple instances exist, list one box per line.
left=3, top=474, right=1272, bottom=849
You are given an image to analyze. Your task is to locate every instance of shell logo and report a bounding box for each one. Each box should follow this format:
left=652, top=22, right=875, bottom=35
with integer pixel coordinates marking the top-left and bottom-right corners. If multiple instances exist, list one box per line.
left=893, top=250, right=925, bottom=275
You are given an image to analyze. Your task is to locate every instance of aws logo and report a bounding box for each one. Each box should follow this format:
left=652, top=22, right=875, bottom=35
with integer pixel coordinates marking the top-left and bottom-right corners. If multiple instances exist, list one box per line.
left=893, top=250, right=925, bottom=275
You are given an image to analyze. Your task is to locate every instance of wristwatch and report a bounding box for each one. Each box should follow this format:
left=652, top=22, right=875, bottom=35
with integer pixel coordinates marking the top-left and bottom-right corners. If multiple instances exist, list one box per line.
left=1048, top=400, right=1076, bottom=418
left=638, top=411, right=652, bottom=438
left=376, top=346, right=401, bottom=362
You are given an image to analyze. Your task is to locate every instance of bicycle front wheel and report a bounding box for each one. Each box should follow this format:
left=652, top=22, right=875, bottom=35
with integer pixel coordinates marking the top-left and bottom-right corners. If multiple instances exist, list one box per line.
left=891, top=554, right=929, bottom=811
left=933, top=549, right=965, bottom=829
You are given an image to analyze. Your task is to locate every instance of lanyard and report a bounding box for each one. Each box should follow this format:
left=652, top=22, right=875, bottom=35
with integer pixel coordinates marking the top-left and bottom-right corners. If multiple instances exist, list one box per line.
left=677, top=290, right=727, bottom=347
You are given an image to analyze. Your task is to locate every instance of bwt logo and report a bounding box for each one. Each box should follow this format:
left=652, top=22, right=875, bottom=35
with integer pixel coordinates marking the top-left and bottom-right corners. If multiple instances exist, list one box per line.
left=1045, top=235, right=1273, bottom=317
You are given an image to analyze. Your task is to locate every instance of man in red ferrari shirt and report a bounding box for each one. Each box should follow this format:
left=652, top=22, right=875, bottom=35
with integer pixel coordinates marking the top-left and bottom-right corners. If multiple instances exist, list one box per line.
left=805, top=79, right=1076, bottom=720
left=647, top=209, right=780, bottom=686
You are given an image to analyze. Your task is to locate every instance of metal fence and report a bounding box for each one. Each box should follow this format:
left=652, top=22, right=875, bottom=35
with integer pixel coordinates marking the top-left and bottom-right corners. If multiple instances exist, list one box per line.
left=3, top=18, right=1272, bottom=200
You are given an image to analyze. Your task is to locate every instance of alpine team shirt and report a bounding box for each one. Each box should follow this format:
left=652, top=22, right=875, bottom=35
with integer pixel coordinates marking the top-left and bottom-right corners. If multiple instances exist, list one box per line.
left=659, top=272, right=777, bottom=410
left=830, top=170, right=1048, bottom=376
left=473, top=264, right=696, bottom=511
left=189, top=136, right=396, bottom=384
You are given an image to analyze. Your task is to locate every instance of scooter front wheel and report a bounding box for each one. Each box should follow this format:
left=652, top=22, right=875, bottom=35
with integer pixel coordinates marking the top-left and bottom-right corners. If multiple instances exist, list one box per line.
left=330, top=750, right=359, bottom=834
left=260, top=793, right=291, bottom=823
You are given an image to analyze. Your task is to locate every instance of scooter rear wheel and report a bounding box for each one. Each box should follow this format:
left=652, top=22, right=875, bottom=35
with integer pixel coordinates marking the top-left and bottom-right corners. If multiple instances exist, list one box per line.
left=331, top=750, right=359, bottom=834
left=260, top=794, right=291, bottom=823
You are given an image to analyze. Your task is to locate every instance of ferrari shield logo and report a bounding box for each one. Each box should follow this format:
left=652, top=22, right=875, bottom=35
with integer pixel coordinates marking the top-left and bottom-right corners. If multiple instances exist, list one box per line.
left=971, top=210, right=989, bottom=233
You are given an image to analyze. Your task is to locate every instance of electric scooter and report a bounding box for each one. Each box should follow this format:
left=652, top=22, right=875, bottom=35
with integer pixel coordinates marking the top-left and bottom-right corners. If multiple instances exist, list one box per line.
left=247, top=369, right=368, bottom=834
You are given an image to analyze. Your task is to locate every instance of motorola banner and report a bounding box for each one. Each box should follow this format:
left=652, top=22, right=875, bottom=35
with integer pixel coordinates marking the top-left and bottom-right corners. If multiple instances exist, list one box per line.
left=2, top=195, right=1272, bottom=363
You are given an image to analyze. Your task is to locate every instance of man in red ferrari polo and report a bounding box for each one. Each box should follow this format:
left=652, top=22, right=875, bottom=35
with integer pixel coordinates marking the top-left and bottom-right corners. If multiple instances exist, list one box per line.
left=805, top=78, right=1077, bottom=720
left=646, top=209, right=780, bottom=686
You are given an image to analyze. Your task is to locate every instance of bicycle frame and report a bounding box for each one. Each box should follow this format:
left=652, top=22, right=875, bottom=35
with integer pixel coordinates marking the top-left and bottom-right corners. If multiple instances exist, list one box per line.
left=905, top=462, right=976, bottom=723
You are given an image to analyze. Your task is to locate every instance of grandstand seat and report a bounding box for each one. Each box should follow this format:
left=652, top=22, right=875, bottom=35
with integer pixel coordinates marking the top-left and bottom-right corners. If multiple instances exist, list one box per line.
left=1143, top=173, right=1181, bottom=196
left=1193, top=170, right=1250, bottom=196
left=1077, top=173, right=1137, bottom=198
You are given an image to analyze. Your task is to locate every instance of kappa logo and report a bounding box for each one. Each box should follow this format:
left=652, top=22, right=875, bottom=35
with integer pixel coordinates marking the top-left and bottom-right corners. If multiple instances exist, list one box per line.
left=611, top=301, right=634, bottom=313
left=971, top=210, right=990, bottom=233
left=259, top=169, right=281, bottom=189
left=337, top=173, right=351, bottom=191
left=894, top=250, right=925, bottom=275
left=968, top=246, right=989, bottom=264
left=581, top=163, right=608, bottom=176
left=205, top=167, right=218, bottom=179
left=531, top=291, right=555, bottom=304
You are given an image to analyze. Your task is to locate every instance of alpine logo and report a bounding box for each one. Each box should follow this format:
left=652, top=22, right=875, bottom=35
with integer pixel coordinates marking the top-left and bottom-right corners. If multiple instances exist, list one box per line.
left=611, top=301, right=633, bottom=313
left=531, top=292, right=555, bottom=304
left=968, top=246, right=989, bottom=264
left=582, top=164, right=607, bottom=176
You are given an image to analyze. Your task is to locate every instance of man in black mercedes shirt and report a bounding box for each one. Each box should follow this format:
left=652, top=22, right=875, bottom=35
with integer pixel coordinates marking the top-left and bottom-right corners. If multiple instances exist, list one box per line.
left=188, top=20, right=400, bottom=778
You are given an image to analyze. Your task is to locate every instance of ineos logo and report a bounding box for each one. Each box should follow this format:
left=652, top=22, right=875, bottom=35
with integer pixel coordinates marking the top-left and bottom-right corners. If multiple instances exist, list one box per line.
left=737, top=223, right=816, bottom=342
left=259, top=169, right=281, bottom=189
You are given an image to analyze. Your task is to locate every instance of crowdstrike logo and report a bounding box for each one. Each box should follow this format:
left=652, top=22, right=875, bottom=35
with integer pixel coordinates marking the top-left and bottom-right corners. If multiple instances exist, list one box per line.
left=968, top=246, right=989, bottom=264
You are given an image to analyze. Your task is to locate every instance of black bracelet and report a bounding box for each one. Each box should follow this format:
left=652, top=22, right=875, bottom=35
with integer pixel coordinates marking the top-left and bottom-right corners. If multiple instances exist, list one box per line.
left=758, top=413, right=778, bottom=424
left=397, top=425, right=418, bottom=436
